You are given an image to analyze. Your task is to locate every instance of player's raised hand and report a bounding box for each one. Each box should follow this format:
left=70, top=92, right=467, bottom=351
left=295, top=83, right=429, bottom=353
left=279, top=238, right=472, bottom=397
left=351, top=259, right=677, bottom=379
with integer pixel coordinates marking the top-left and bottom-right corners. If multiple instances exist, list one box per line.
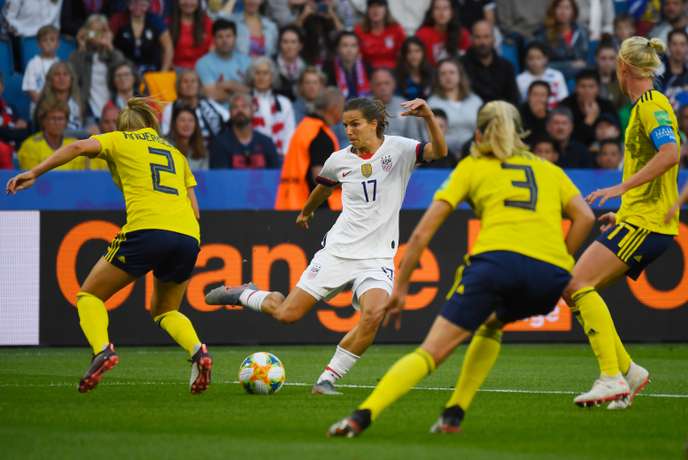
left=383, top=286, right=407, bottom=331
left=665, top=202, right=680, bottom=223
left=296, top=211, right=314, bottom=229
left=586, top=184, right=626, bottom=207
left=400, top=99, right=433, bottom=119
left=598, top=212, right=617, bottom=232
left=5, top=170, right=37, bottom=195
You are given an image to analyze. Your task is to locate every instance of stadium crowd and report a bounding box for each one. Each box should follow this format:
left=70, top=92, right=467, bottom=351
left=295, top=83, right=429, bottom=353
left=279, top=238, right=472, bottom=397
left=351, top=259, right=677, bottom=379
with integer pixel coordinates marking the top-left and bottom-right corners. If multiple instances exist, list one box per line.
left=2, top=0, right=688, bottom=176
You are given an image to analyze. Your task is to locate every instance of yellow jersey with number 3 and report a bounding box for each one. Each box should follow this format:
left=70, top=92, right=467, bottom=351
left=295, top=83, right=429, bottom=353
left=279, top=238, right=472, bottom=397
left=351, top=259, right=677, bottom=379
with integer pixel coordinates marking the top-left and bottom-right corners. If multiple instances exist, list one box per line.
left=91, top=128, right=200, bottom=242
left=434, top=153, right=580, bottom=271
left=616, top=89, right=679, bottom=235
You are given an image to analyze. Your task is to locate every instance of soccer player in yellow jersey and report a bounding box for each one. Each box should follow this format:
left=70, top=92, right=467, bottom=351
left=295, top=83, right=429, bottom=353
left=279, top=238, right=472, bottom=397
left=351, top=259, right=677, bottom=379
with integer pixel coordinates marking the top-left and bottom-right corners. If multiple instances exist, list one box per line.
left=6, top=98, right=213, bottom=395
left=565, top=37, right=680, bottom=409
left=328, top=101, right=595, bottom=437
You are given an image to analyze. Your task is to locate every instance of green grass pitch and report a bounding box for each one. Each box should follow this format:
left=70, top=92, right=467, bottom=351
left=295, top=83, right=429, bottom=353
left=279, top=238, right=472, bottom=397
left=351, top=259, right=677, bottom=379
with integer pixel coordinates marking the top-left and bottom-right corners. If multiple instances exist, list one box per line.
left=1, top=344, right=686, bottom=460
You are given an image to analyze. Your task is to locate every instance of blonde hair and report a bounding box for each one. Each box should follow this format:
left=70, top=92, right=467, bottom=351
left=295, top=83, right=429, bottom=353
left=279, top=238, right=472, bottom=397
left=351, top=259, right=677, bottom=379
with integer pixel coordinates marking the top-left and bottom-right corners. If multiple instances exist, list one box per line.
left=470, top=101, right=530, bottom=160
left=618, top=36, right=666, bottom=79
left=116, top=97, right=161, bottom=132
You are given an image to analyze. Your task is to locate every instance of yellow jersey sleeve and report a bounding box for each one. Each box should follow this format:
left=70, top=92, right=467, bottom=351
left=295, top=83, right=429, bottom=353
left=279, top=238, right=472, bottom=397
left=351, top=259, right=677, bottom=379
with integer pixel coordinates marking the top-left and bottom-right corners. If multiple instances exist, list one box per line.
left=556, top=167, right=581, bottom=208
left=183, top=157, right=197, bottom=188
left=637, top=97, right=678, bottom=150
left=433, top=157, right=474, bottom=208
left=91, top=132, right=117, bottom=161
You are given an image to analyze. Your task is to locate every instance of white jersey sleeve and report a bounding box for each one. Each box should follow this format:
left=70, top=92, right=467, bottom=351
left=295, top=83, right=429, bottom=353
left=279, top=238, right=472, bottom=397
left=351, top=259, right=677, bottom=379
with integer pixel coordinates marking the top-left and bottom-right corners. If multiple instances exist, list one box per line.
left=315, top=148, right=342, bottom=187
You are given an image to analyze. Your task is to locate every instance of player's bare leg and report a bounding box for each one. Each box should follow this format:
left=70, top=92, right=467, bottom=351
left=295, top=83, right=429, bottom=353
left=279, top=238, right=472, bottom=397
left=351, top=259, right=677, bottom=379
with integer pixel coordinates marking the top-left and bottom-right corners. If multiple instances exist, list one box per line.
left=77, top=258, right=136, bottom=393
left=314, top=288, right=388, bottom=395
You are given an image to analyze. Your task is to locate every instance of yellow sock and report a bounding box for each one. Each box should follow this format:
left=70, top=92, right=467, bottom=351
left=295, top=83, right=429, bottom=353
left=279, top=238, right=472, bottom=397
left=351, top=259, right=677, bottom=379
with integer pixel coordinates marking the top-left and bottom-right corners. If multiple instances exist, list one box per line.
left=359, top=348, right=435, bottom=421
left=446, top=324, right=502, bottom=410
left=154, top=310, right=201, bottom=356
left=76, top=292, right=110, bottom=355
left=571, top=287, right=620, bottom=376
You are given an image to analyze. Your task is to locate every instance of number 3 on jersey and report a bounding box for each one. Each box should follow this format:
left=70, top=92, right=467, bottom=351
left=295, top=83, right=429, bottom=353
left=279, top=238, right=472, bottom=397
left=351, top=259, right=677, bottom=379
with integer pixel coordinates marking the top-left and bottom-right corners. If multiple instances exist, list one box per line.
left=501, top=163, right=537, bottom=210
left=149, top=147, right=179, bottom=195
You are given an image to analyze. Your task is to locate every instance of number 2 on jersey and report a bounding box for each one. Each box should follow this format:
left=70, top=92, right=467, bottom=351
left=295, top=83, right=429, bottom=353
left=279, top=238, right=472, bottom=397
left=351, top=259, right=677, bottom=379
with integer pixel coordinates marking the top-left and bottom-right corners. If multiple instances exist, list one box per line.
left=501, top=163, right=537, bottom=210
left=361, top=179, right=377, bottom=202
left=149, top=147, right=179, bottom=195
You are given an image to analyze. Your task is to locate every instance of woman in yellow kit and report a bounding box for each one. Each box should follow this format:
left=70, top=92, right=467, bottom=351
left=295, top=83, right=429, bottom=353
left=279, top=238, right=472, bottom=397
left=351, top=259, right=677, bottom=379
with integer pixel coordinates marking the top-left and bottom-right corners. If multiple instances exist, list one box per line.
left=328, top=100, right=595, bottom=437
left=6, top=98, right=213, bottom=394
left=565, top=37, right=679, bottom=409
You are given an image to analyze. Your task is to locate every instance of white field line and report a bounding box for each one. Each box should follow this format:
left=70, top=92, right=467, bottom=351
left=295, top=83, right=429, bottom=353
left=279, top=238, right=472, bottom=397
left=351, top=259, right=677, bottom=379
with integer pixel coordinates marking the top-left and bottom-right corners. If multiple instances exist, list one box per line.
left=0, top=380, right=685, bottom=398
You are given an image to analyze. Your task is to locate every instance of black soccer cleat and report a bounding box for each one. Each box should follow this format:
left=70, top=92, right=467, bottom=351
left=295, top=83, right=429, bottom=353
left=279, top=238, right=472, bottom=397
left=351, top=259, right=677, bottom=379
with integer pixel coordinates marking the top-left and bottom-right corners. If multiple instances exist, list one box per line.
left=429, top=405, right=465, bottom=434
left=78, top=343, right=119, bottom=393
left=189, top=344, right=213, bottom=394
left=327, top=409, right=371, bottom=438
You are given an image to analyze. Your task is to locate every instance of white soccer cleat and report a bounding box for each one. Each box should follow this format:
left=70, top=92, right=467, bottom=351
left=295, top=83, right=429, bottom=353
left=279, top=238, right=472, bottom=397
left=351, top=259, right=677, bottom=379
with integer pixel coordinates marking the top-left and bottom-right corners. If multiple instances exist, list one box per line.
left=607, top=362, right=650, bottom=410
left=574, top=374, right=630, bottom=407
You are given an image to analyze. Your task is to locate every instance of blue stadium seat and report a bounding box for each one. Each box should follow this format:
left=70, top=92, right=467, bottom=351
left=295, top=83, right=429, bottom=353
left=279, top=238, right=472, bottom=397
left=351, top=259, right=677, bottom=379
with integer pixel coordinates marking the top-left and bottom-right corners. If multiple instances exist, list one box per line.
left=500, top=41, right=520, bottom=75
left=0, top=39, right=13, bottom=79
left=4, top=73, right=31, bottom=122
left=20, top=35, right=77, bottom=71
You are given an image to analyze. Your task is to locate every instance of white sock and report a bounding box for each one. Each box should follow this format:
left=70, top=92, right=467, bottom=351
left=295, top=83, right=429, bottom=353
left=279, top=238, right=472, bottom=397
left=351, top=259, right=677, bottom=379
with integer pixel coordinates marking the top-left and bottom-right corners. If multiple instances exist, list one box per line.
left=238, top=289, right=270, bottom=312
left=317, top=345, right=360, bottom=384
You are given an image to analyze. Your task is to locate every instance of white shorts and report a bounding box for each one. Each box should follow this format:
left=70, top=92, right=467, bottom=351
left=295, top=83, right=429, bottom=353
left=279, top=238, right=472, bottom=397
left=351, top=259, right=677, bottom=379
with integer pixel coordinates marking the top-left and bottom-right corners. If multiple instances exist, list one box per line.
left=296, top=248, right=394, bottom=310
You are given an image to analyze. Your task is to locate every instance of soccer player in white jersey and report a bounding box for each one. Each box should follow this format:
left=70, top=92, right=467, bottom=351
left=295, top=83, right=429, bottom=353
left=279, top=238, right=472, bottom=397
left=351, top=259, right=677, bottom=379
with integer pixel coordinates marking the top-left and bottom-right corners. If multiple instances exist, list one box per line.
left=206, top=97, right=447, bottom=394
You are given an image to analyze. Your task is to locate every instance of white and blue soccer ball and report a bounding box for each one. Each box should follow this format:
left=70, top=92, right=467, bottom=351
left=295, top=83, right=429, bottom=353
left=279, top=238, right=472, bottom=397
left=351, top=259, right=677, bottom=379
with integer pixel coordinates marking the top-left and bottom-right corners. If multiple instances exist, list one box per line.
left=238, top=352, right=286, bottom=395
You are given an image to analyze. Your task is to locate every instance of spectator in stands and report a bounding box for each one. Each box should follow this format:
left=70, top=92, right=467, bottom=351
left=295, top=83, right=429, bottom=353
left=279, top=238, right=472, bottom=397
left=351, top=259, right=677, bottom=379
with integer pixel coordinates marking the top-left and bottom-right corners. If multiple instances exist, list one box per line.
left=520, top=80, right=551, bottom=144
left=161, top=69, right=229, bottom=146
left=169, top=0, right=213, bottom=70
left=595, top=41, right=626, bottom=110
left=70, top=15, right=127, bottom=122
left=0, top=73, right=30, bottom=168
left=545, top=106, right=593, bottom=167
left=247, top=56, right=296, bottom=157
left=106, top=61, right=141, bottom=109
left=353, top=0, right=405, bottom=69
left=594, top=113, right=620, bottom=142
left=427, top=58, right=482, bottom=156
left=99, top=103, right=120, bottom=133
left=658, top=29, right=688, bottom=108
left=417, top=107, right=457, bottom=168
left=295, top=0, right=344, bottom=65
left=267, top=0, right=358, bottom=30
left=323, top=31, right=371, bottom=100
left=196, top=19, right=251, bottom=105
left=461, top=20, right=519, bottom=104
left=36, top=61, right=91, bottom=133
left=3, top=0, right=62, bottom=37
left=275, top=86, right=344, bottom=210
left=209, top=91, right=280, bottom=169
left=23, top=25, right=60, bottom=111
left=534, top=0, right=589, bottom=81
left=394, top=36, right=433, bottom=101
left=274, top=25, right=306, bottom=101
left=455, top=0, right=497, bottom=30
left=384, top=0, right=432, bottom=36
left=230, top=0, right=279, bottom=58
left=167, top=104, right=209, bottom=170
left=649, top=0, right=688, bottom=44
left=531, top=134, right=560, bottom=163
left=369, top=68, right=426, bottom=141
left=631, top=0, right=662, bottom=36
left=517, top=41, right=569, bottom=107
left=678, top=103, right=688, bottom=167
left=612, top=14, right=635, bottom=48
left=292, top=66, right=326, bottom=123
left=560, top=68, right=619, bottom=146
left=113, top=0, right=174, bottom=73
left=595, top=138, right=622, bottom=169
left=60, top=0, right=95, bottom=38
left=416, top=0, right=471, bottom=66
left=495, top=0, right=549, bottom=39
left=576, top=0, right=614, bottom=40
left=18, top=97, right=85, bottom=170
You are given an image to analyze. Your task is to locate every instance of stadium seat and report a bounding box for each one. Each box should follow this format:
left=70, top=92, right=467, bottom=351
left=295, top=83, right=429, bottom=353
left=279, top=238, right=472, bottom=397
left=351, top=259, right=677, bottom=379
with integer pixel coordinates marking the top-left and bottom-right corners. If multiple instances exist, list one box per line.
left=0, top=39, right=13, bottom=78
left=19, top=35, right=77, bottom=71
left=4, top=72, right=31, bottom=122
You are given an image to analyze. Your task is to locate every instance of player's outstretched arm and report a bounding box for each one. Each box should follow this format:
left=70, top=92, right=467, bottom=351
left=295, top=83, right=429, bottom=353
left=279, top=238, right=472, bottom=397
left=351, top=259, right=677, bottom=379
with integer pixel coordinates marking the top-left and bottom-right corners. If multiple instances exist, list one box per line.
left=296, top=184, right=333, bottom=229
left=563, top=194, right=595, bottom=255
left=5, top=138, right=102, bottom=194
left=400, top=99, right=448, bottom=162
left=384, top=199, right=453, bottom=330
left=188, top=187, right=200, bottom=220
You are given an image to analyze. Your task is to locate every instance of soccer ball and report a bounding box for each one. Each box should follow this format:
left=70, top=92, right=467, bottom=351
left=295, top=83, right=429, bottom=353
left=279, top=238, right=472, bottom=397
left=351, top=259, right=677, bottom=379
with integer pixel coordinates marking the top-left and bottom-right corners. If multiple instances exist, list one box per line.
left=238, top=352, right=286, bottom=395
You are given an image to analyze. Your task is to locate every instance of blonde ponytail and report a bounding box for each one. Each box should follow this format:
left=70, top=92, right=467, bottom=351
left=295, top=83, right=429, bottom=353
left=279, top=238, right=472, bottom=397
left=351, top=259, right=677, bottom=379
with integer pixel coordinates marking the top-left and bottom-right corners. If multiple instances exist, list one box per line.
left=470, top=101, right=529, bottom=160
left=116, top=97, right=161, bottom=133
left=618, top=36, right=666, bottom=79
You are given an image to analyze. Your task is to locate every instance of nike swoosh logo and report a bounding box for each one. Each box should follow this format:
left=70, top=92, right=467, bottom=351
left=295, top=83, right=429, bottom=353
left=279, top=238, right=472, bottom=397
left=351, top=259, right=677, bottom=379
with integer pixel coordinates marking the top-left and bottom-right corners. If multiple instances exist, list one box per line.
left=342, top=170, right=352, bottom=177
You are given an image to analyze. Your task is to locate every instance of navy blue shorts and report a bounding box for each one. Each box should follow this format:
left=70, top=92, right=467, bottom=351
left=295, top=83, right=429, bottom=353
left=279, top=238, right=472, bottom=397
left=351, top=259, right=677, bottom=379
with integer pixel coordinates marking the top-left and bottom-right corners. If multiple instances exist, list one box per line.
left=441, top=251, right=571, bottom=331
left=596, top=222, right=674, bottom=280
left=104, top=229, right=200, bottom=283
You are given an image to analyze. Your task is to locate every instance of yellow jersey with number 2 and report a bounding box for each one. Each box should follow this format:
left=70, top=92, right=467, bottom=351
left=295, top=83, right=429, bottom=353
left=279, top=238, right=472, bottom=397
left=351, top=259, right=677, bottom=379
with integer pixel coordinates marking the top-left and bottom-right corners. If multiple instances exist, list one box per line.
left=616, top=89, right=679, bottom=235
left=91, top=128, right=200, bottom=242
left=434, top=153, right=580, bottom=271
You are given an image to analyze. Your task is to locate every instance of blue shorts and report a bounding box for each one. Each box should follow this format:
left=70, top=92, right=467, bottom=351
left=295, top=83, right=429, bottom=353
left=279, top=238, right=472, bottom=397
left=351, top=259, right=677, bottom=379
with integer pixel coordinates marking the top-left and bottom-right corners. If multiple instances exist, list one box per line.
left=104, top=229, right=200, bottom=283
left=596, top=222, right=674, bottom=280
left=441, top=251, right=571, bottom=331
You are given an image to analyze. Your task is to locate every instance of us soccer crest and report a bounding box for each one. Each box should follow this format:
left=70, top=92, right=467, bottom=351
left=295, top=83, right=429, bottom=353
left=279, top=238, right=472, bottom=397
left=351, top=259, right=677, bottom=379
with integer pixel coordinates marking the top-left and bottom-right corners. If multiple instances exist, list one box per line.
left=361, top=163, right=373, bottom=177
left=307, top=263, right=321, bottom=280
left=381, top=155, right=393, bottom=172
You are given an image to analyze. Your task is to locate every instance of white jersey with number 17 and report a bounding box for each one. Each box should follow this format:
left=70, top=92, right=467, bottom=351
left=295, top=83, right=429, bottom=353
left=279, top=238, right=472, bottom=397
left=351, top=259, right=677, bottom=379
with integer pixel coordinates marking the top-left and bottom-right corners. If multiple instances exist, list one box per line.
left=315, top=135, right=426, bottom=259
